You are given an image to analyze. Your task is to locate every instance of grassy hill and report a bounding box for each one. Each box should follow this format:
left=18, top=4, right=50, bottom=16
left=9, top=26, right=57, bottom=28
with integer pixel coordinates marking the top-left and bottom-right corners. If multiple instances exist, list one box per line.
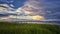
left=0, top=22, right=60, bottom=34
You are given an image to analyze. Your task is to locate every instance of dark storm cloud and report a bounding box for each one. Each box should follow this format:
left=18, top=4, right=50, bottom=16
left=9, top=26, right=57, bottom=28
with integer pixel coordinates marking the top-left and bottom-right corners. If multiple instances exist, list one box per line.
left=24, top=0, right=60, bottom=19
left=40, top=0, right=60, bottom=19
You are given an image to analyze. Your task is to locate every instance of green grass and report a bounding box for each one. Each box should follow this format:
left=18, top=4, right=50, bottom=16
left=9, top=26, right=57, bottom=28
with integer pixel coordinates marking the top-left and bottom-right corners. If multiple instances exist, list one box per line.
left=0, top=22, right=60, bottom=34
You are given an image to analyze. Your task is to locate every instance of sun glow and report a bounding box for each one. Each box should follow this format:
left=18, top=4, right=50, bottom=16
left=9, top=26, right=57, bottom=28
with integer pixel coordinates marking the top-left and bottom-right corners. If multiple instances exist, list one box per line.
left=31, top=15, right=44, bottom=20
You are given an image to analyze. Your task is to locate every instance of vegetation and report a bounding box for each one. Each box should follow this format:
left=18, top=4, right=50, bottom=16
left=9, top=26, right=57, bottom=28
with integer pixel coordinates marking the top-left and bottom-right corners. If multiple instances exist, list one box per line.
left=0, top=22, right=60, bottom=34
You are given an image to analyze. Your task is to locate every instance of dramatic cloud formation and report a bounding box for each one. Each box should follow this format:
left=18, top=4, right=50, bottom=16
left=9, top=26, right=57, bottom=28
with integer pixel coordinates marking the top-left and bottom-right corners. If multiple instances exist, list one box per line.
left=20, top=0, right=60, bottom=20
left=0, top=0, right=60, bottom=21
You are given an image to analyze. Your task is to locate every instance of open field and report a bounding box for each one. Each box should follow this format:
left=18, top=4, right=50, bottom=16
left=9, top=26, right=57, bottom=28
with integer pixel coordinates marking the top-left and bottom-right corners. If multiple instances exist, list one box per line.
left=0, top=22, right=60, bottom=34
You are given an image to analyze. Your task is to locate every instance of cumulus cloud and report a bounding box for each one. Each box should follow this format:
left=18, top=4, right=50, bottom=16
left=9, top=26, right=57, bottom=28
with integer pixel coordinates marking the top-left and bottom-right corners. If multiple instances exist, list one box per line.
left=16, top=7, right=33, bottom=16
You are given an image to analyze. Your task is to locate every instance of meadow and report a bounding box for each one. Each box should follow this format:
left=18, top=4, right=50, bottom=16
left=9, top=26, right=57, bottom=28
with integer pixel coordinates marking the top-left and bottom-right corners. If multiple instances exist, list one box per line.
left=0, top=22, right=60, bottom=34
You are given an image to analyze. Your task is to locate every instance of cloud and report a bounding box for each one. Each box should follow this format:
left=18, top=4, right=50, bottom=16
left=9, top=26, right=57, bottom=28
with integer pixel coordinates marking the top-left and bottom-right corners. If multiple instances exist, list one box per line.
left=10, top=4, right=14, bottom=7
left=0, top=3, right=18, bottom=14
left=20, top=0, right=45, bottom=16
left=0, top=4, right=15, bottom=11
left=20, top=0, right=60, bottom=20
left=0, top=0, right=60, bottom=21
left=15, top=6, right=45, bottom=20
left=0, top=3, right=17, bottom=20
left=0, top=15, right=44, bottom=20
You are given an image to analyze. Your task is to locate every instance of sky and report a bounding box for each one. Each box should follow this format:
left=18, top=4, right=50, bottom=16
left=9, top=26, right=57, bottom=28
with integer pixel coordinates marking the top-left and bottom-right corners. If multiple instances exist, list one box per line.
left=0, top=0, right=60, bottom=21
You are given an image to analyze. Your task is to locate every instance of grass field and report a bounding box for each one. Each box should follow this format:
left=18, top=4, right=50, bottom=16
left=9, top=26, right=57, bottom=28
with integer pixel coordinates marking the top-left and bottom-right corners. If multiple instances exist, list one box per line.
left=0, top=22, right=60, bottom=34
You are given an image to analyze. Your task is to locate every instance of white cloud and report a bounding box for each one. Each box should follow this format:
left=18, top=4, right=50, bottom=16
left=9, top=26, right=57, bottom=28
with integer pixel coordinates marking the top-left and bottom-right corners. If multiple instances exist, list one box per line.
left=21, top=0, right=44, bottom=16
left=0, top=15, right=44, bottom=20
left=0, top=4, right=15, bottom=11
left=0, top=3, right=17, bottom=15
left=10, top=4, right=14, bottom=7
